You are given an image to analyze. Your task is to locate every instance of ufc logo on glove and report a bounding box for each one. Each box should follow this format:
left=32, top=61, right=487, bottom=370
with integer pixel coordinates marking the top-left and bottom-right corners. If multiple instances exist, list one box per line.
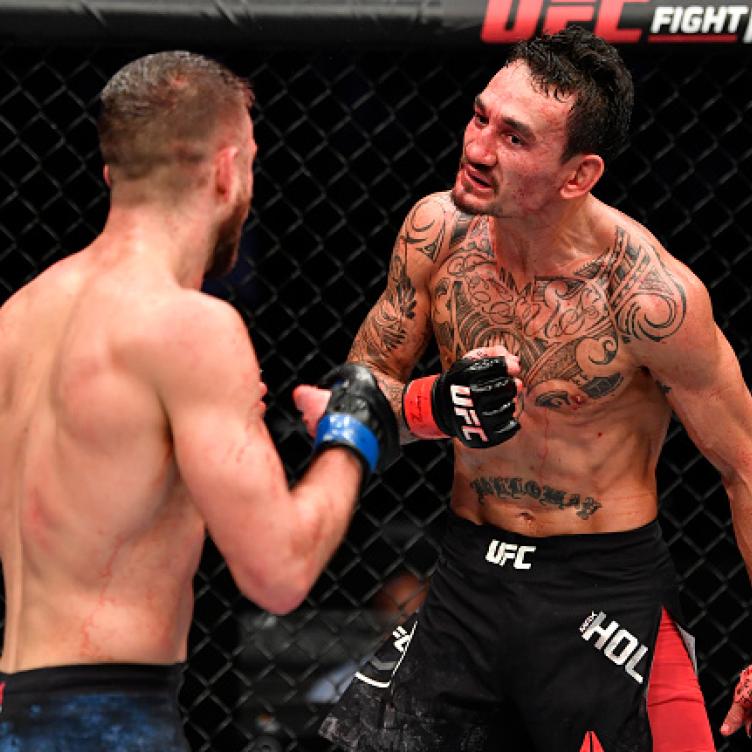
left=450, top=384, right=488, bottom=442
left=402, top=354, right=520, bottom=449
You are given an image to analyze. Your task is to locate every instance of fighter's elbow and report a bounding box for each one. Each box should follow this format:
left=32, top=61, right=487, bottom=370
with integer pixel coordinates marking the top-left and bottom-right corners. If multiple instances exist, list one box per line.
left=233, top=562, right=314, bottom=615
left=258, top=587, right=308, bottom=616
left=723, top=466, right=752, bottom=503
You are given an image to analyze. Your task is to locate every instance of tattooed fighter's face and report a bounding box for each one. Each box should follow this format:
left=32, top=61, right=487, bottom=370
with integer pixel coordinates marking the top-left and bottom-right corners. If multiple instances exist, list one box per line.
left=451, top=62, right=577, bottom=219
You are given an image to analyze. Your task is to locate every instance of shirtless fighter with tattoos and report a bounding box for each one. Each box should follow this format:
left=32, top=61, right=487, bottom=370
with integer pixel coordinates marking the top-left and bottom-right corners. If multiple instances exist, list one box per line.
left=295, top=27, right=752, bottom=752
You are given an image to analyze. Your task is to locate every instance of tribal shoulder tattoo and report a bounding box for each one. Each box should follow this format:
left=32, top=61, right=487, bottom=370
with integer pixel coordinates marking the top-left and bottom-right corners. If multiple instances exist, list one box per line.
left=433, top=217, right=686, bottom=409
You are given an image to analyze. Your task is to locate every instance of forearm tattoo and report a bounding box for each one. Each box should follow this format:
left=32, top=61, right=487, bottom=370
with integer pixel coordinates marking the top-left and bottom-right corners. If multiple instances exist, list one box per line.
left=470, top=476, right=602, bottom=519
left=433, top=222, right=687, bottom=409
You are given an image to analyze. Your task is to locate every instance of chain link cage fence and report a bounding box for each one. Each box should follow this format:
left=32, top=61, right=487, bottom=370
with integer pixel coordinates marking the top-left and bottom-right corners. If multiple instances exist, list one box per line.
left=1, top=8, right=751, bottom=751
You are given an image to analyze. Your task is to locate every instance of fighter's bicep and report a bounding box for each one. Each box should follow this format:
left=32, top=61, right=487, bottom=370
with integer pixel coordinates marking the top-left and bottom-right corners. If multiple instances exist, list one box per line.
left=348, top=284, right=432, bottom=379
left=662, top=332, right=752, bottom=477
left=632, top=268, right=717, bottom=392
left=348, top=197, right=445, bottom=378
left=153, top=302, right=287, bottom=508
left=624, top=268, right=750, bottom=470
left=172, top=396, right=286, bottom=514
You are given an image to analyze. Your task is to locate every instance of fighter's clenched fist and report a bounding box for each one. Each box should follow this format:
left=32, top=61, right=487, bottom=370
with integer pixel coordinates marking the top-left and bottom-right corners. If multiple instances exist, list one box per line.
left=312, top=364, right=399, bottom=477
left=294, top=382, right=331, bottom=438
left=294, top=346, right=522, bottom=450
left=402, top=345, right=522, bottom=448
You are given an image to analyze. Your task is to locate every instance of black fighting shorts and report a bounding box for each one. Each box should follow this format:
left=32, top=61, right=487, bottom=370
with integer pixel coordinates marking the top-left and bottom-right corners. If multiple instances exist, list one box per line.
left=0, top=662, right=189, bottom=751
left=321, top=513, right=705, bottom=752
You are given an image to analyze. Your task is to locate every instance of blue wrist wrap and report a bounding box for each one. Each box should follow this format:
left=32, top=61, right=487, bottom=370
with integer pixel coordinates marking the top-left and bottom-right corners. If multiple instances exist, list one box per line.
left=314, top=413, right=379, bottom=474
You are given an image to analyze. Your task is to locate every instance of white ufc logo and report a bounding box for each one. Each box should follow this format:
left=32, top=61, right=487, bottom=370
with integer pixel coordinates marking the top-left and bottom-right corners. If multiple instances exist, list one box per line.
left=485, top=540, right=536, bottom=569
left=450, top=384, right=488, bottom=442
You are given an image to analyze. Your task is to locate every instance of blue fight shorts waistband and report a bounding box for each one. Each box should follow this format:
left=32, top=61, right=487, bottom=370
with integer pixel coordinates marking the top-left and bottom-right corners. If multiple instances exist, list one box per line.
left=0, top=662, right=183, bottom=702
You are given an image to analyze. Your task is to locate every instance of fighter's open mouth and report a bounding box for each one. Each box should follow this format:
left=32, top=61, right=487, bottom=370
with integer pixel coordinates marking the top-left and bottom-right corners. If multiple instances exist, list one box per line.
left=464, top=166, right=492, bottom=189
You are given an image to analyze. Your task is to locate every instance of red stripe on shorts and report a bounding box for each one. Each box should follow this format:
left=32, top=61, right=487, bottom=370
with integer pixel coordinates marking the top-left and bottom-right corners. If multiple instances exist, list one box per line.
left=647, top=609, right=716, bottom=752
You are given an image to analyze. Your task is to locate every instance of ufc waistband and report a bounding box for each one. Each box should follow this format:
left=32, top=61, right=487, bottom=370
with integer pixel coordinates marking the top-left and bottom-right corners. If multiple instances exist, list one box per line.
left=442, top=512, right=677, bottom=588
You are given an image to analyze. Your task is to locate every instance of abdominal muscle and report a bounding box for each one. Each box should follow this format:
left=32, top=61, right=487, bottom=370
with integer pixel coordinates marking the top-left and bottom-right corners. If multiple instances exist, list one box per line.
left=449, top=405, right=664, bottom=537
left=452, top=482, right=659, bottom=537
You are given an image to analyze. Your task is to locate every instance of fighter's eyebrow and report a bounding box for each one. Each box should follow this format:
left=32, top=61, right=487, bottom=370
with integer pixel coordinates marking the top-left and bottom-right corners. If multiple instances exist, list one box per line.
left=474, top=95, right=536, bottom=143
left=501, top=116, right=536, bottom=143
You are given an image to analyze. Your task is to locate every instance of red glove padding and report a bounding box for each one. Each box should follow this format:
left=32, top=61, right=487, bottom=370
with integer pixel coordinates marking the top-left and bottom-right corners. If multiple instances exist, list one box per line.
left=401, top=374, right=447, bottom=439
left=402, top=355, right=520, bottom=449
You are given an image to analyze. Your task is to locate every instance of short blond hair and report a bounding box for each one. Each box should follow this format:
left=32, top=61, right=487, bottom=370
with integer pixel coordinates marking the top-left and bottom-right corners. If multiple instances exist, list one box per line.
left=98, top=51, right=253, bottom=180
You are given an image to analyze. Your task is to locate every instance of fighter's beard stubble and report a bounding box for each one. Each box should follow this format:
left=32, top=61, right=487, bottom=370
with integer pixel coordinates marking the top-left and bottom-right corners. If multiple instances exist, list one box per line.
left=204, top=197, right=250, bottom=278
left=450, top=160, right=504, bottom=218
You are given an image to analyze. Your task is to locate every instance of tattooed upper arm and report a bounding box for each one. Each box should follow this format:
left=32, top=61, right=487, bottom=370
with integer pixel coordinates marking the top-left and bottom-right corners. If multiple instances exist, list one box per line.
left=348, top=193, right=453, bottom=383
left=615, top=230, right=716, bottom=386
left=626, top=256, right=752, bottom=481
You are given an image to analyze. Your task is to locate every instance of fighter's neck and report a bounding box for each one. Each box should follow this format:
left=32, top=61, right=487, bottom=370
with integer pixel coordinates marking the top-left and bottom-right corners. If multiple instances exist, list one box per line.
left=491, top=195, right=602, bottom=277
left=98, top=204, right=210, bottom=290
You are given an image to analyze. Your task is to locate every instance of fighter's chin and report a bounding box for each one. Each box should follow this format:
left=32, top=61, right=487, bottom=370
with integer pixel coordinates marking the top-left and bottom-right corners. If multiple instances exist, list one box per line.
left=450, top=183, right=501, bottom=217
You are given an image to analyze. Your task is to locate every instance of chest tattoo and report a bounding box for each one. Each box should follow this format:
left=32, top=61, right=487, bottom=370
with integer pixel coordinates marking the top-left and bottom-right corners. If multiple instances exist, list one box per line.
left=433, top=222, right=686, bottom=409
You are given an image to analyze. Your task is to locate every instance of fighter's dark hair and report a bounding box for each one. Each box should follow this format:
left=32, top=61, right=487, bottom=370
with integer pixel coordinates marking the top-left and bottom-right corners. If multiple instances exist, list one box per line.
left=508, top=26, right=633, bottom=162
left=98, top=51, right=253, bottom=180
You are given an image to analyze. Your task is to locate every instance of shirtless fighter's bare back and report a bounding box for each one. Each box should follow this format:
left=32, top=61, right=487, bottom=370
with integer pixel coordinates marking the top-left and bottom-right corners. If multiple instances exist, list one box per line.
left=0, top=51, right=397, bottom=751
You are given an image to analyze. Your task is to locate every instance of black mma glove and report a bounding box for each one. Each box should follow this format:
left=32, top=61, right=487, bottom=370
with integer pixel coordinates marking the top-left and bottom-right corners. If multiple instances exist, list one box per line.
left=313, top=364, right=399, bottom=478
left=402, top=356, right=520, bottom=448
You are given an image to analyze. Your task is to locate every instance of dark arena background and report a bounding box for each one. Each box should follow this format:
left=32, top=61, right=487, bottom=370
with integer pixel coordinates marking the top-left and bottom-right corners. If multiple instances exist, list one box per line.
left=1, top=1, right=751, bottom=750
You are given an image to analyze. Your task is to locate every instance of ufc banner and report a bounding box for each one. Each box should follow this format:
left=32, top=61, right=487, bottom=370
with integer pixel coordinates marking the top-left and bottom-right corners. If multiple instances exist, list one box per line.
left=477, top=0, right=752, bottom=44
left=0, top=0, right=750, bottom=45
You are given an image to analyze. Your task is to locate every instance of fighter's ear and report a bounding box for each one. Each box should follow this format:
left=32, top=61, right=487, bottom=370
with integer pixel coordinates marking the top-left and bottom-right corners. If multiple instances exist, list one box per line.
left=560, top=154, right=604, bottom=200
left=213, top=145, right=240, bottom=203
